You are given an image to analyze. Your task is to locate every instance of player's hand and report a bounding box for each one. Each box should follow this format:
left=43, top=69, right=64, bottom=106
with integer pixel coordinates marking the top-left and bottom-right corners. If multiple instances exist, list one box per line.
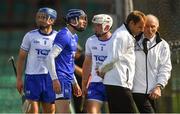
left=149, top=86, right=161, bottom=100
left=96, top=68, right=105, bottom=78
left=16, top=77, right=23, bottom=95
left=73, top=83, right=82, bottom=97
left=52, top=79, right=61, bottom=94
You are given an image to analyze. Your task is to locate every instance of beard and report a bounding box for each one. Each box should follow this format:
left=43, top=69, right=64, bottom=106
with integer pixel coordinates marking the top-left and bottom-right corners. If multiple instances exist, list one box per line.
left=95, top=33, right=102, bottom=37
left=95, top=31, right=107, bottom=37
left=38, top=25, right=48, bottom=30
left=76, top=27, right=86, bottom=32
left=36, top=20, right=49, bottom=30
left=37, top=23, right=49, bottom=30
left=71, top=25, right=86, bottom=32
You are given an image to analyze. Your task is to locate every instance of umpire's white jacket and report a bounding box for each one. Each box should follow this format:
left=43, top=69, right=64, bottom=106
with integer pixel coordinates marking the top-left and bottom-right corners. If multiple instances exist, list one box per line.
left=132, top=32, right=172, bottom=94
left=99, top=24, right=135, bottom=89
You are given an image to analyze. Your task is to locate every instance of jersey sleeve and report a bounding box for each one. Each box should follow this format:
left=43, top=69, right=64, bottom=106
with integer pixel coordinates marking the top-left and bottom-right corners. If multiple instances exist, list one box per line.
left=53, top=32, right=68, bottom=49
left=20, top=33, right=31, bottom=52
left=85, top=38, right=91, bottom=56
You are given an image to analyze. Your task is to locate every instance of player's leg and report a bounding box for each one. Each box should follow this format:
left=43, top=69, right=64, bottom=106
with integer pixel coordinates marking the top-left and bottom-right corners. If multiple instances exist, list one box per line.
left=55, top=80, right=72, bottom=113
left=41, top=102, right=55, bottom=113
left=24, top=75, right=42, bottom=113
left=86, top=82, right=108, bottom=113
left=87, top=100, right=102, bottom=113
left=41, top=74, right=56, bottom=113
left=24, top=100, right=39, bottom=113
left=55, top=99, right=70, bottom=113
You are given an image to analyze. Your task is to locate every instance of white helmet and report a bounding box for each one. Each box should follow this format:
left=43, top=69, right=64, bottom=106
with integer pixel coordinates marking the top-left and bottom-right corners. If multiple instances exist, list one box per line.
left=92, top=14, right=113, bottom=33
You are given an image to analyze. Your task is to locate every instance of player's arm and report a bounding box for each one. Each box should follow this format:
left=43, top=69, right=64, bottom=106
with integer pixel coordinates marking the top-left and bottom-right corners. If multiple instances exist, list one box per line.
left=46, top=44, right=62, bottom=94
left=16, top=32, right=30, bottom=94
left=16, top=49, right=28, bottom=94
left=72, top=74, right=82, bottom=97
left=82, top=55, right=92, bottom=96
left=75, top=65, right=83, bottom=77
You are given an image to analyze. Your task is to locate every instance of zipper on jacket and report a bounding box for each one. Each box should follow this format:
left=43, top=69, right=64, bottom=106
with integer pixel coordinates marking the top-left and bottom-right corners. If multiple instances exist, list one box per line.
left=142, top=38, right=149, bottom=94
left=145, top=54, right=148, bottom=94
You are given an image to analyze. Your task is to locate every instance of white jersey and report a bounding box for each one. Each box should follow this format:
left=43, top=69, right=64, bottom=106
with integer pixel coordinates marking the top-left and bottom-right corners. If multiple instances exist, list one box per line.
left=85, top=35, right=112, bottom=82
left=20, top=29, right=57, bottom=75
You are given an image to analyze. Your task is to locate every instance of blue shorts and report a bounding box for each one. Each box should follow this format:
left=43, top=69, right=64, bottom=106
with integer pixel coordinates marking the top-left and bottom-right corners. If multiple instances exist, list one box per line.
left=24, top=74, right=55, bottom=103
left=55, top=79, right=72, bottom=100
left=87, top=82, right=107, bottom=102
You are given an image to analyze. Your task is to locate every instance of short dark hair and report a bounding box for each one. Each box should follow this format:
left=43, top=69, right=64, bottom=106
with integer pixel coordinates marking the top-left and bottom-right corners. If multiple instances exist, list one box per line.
left=126, top=10, right=146, bottom=24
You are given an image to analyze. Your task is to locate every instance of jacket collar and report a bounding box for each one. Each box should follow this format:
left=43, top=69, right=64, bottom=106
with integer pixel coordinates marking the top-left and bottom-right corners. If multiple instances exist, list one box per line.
left=155, top=32, right=162, bottom=44
left=124, top=23, right=134, bottom=37
left=135, top=32, right=162, bottom=44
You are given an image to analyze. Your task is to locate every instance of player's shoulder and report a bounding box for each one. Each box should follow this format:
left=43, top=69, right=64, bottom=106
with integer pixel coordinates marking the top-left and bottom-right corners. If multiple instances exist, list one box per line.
left=58, top=27, right=69, bottom=34
left=52, top=29, right=58, bottom=34
left=23, top=29, right=38, bottom=38
left=87, top=35, right=98, bottom=42
left=28, top=29, right=39, bottom=34
left=56, top=27, right=69, bottom=37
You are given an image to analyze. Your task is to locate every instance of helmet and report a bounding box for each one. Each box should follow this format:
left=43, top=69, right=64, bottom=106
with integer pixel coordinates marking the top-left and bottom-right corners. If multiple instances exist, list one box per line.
left=38, top=7, right=57, bottom=20
left=65, top=9, right=87, bottom=22
left=92, top=14, right=113, bottom=33
left=65, top=9, right=87, bottom=32
left=36, top=7, right=57, bottom=28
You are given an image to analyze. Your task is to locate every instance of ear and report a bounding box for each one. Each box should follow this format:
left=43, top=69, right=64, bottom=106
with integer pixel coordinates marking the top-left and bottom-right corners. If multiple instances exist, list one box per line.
left=157, top=26, right=159, bottom=30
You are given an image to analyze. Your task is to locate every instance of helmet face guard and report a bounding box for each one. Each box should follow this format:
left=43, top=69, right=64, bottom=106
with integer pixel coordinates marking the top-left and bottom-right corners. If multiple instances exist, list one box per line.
left=36, top=7, right=57, bottom=28
left=65, top=9, right=87, bottom=32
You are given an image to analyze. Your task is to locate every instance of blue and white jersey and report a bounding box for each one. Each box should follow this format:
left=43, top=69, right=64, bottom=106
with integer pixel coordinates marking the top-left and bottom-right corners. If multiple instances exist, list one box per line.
left=85, top=35, right=112, bottom=82
left=21, top=29, right=57, bottom=75
left=53, top=27, right=78, bottom=82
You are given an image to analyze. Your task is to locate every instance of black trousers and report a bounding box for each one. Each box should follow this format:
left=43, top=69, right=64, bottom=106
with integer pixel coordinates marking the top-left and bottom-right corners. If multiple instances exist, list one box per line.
left=105, top=85, right=137, bottom=113
left=133, top=93, right=157, bottom=113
